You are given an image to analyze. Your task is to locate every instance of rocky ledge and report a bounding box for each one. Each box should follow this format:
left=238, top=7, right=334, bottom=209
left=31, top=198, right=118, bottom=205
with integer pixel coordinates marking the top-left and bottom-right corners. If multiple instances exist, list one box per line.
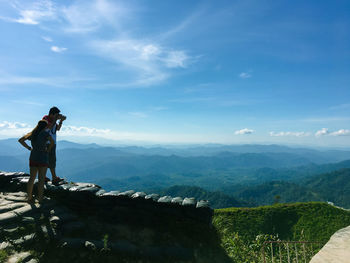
left=0, top=171, right=230, bottom=263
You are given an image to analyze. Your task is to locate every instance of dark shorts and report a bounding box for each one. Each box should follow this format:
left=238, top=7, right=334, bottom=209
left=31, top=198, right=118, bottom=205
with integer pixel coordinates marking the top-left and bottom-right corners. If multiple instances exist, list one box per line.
left=48, top=144, right=56, bottom=169
left=29, top=160, right=48, bottom=167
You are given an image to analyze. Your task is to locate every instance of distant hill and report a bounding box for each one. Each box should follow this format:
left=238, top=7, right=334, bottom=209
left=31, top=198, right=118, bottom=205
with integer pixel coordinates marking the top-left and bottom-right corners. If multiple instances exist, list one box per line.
left=56, top=140, right=102, bottom=150
left=233, top=181, right=322, bottom=206
left=0, top=155, right=27, bottom=172
left=0, top=138, right=29, bottom=156
left=305, top=168, right=350, bottom=208
left=227, top=168, right=350, bottom=208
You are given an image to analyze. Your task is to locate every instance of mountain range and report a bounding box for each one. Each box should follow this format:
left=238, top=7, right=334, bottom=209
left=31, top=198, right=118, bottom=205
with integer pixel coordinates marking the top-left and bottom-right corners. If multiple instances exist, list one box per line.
left=1, top=138, right=350, bottom=208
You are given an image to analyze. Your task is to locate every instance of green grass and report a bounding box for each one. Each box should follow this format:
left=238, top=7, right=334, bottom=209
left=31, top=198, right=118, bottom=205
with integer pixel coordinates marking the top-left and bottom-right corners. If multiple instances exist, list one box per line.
left=0, top=249, right=9, bottom=263
left=213, top=202, right=350, bottom=262
left=214, top=202, right=350, bottom=242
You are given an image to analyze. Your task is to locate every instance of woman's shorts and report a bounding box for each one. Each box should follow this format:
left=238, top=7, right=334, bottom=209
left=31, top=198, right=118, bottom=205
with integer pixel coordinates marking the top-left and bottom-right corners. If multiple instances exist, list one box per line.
left=29, top=160, right=48, bottom=167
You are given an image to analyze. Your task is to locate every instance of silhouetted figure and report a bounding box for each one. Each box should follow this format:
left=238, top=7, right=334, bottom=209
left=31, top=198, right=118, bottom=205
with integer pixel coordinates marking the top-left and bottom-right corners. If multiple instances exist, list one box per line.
left=18, top=120, right=54, bottom=202
left=43, top=106, right=66, bottom=185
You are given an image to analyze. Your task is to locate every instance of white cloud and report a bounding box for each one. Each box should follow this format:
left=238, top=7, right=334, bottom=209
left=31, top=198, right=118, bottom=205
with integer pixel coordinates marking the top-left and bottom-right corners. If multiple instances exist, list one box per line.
left=11, top=0, right=56, bottom=25
left=235, top=128, right=254, bottom=135
left=239, top=72, right=252, bottom=79
left=330, top=129, right=350, bottom=136
left=60, top=126, right=111, bottom=136
left=0, top=121, right=32, bottom=137
left=0, top=121, right=31, bottom=130
left=269, top=131, right=311, bottom=137
left=315, top=128, right=330, bottom=137
left=51, top=46, right=67, bottom=53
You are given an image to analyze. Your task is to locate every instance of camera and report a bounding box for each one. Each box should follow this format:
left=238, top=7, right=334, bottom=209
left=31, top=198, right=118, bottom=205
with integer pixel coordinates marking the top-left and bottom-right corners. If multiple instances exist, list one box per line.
left=58, top=114, right=67, bottom=121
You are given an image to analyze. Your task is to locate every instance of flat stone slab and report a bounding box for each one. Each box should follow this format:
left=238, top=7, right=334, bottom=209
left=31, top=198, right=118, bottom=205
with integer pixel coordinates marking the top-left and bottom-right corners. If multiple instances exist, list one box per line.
left=0, top=202, right=27, bottom=213
left=310, top=225, right=350, bottom=263
left=0, top=203, right=40, bottom=224
left=3, top=195, right=28, bottom=202
left=6, top=251, right=32, bottom=263
left=0, top=199, right=16, bottom=206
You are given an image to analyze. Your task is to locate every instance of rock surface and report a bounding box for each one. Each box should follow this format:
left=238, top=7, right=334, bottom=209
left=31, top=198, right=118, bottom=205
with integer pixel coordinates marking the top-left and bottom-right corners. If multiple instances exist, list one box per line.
left=310, top=225, right=350, bottom=263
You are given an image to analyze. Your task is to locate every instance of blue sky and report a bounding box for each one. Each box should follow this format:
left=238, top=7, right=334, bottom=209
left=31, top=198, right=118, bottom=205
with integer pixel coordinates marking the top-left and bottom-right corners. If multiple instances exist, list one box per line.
left=0, top=0, right=349, bottom=147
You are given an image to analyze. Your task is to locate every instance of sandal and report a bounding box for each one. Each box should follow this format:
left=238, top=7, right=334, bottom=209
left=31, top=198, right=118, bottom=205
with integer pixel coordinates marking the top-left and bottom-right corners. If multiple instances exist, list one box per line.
left=52, top=177, right=65, bottom=186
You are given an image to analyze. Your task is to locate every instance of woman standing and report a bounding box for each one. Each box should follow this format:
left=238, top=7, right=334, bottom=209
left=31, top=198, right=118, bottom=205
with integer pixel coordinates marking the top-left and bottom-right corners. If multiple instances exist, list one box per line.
left=18, top=120, right=54, bottom=202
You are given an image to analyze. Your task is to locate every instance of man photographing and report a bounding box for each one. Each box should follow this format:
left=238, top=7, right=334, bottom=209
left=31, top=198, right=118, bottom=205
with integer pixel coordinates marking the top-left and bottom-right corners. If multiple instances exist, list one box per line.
left=43, top=106, right=66, bottom=185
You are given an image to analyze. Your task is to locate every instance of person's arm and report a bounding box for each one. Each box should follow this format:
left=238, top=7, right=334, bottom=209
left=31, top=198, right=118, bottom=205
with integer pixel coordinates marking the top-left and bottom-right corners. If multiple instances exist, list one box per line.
left=47, top=136, right=55, bottom=152
left=56, top=115, right=66, bottom=131
left=18, top=133, right=32, bottom=151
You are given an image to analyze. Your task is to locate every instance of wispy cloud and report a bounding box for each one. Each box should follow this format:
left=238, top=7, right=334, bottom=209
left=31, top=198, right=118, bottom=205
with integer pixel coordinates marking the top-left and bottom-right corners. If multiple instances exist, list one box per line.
left=235, top=128, right=254, bottom=135
left=159, top=8, right=204, bottom=40
left=42, top=36, right=53, bottom=42
left=329, top=103, right=350, bottom=111
left=149, top=106, right=168, bottom=112
left=0, top=71, right=94, bottom=88
left=163, top=50, right=189, bottom=68
left=128, top=112, right=148, bottom=118
left=270, top=131, right=311, bottom=137
left=170, top=97, right=215, bottom=103
left=302, top=117, right=350, bottom=123
left=51, top=46, right=67, bottom=53
left=239, top=72, right=252, bottom=79
left=61, top=0, right=129, bottom=33
left=0, top=72, right=52, bottom=85
left=1, top=0, right=194, bottom=87
left=5, top=0, right=57, bottom=25
left=90, top=38, right=190, bottom=86
left=11, top=100, right=44, bottom=106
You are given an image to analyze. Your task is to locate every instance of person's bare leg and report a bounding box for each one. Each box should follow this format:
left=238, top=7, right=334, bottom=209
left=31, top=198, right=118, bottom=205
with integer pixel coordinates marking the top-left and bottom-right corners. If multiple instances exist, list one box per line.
left=50, top=167, right=58, bottom=181
left=27, top=166, right=38, bottom=202
left=37, top=167, right=47, bottom=202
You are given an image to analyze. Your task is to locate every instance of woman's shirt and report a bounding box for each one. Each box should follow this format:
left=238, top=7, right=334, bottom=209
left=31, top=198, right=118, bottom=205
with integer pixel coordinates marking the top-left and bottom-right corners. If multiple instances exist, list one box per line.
left=29, top=129, right=50, bottom=164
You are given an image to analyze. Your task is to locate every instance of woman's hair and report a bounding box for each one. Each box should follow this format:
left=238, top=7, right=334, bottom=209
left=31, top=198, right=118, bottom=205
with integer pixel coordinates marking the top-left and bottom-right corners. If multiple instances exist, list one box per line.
left=25, top=120, right=48, bottom=141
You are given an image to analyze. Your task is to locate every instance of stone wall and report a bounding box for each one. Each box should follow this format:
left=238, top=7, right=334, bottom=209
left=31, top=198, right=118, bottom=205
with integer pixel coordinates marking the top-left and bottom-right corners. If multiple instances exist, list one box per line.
left=0, top=171, right=231, bottom=263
